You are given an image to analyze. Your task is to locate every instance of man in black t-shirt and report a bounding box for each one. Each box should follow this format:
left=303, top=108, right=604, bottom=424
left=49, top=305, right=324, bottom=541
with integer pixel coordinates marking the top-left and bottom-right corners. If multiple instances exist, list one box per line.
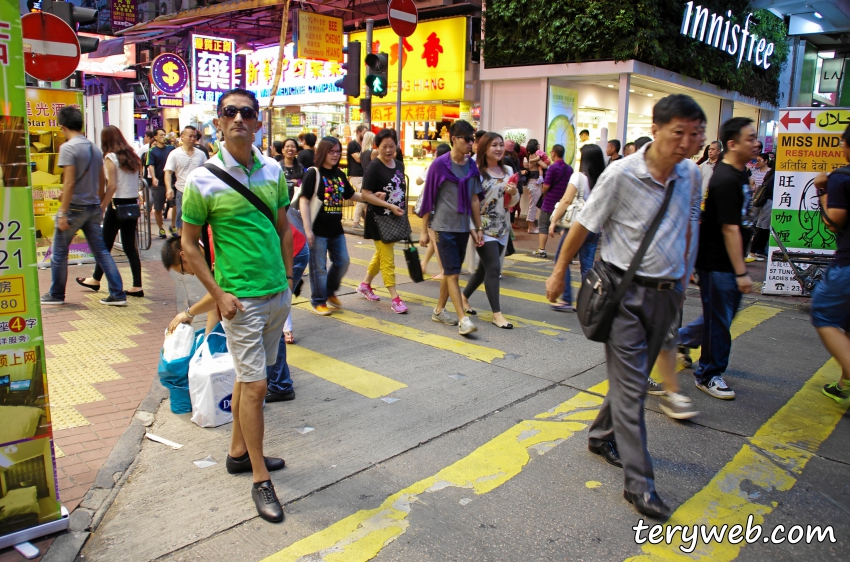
left=146, top=128, right=175, bottom=238
left=297, top=133, right=317, bottom=169
left=812, top=124, right=850, bottom=405
left=348, top=124, right=368, bottom=227
left=680, top=117, right=756, bottom=401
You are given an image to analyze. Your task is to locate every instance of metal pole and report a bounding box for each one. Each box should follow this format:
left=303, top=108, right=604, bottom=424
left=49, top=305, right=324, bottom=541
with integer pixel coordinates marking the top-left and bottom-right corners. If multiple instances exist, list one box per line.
left=364, top=19, right=373, bottom=129
left=395, top=37, right=402, bottom=137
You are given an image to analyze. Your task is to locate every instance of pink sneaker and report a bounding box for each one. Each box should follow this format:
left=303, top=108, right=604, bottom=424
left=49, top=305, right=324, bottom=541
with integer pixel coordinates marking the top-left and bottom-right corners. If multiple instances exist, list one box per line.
left=357, top=283, right=380, bottom=301
left=391, top=297, right=408, bottom=314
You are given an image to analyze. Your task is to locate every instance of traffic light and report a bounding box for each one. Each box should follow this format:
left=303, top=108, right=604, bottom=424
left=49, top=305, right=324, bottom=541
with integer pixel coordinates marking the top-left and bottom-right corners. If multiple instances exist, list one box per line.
left=334, top=41, right=361, bottom=98
left=365, top=52, right=389, bottom=98
left=43, top=0, right=99, bottom=54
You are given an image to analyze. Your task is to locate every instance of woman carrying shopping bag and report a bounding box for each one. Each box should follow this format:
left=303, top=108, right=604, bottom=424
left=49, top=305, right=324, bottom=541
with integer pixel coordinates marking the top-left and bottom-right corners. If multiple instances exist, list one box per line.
left=460, top=132, right=519, bottom=329
left=356, top=129, right=410, bottom=313
left=76, top=125, right=144, bottom=297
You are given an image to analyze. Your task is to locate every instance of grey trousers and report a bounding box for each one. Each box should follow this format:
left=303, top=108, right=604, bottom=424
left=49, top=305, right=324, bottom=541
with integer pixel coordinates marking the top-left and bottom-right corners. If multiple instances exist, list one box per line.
left=587, top=281, right=681, bottom=495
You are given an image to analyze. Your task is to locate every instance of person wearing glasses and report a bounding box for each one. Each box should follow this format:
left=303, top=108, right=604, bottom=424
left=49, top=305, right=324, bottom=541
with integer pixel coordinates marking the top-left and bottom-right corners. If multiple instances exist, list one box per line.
left=179, top=88, right=294, bottom=524
left=299, top=137, right=372, bottom=315
left=416, top=120, right=484, bottom=336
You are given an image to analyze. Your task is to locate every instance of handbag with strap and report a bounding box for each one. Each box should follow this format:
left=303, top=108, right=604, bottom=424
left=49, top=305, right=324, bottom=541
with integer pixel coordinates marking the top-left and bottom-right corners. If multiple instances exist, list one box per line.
left=557, top=183, right=586, bottom=229
left=202, top=163, right=275, bottom=226
left=575, top=180, right=677, bottom=343
left=403, top=239, right=424, bottom=282
left=289, top=166, right=323, bottom=223
left=373, top=213, right=412, bottom=243
left=115, top=202, right=141, bottom=221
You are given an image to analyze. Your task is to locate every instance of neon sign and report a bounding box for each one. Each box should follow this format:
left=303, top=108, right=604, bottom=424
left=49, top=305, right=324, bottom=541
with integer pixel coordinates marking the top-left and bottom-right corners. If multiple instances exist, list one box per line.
left=680, top=2, right=775, bottom=70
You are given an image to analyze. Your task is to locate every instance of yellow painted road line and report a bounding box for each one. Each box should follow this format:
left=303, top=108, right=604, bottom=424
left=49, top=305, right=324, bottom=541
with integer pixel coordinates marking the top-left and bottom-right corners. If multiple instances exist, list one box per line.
left=286, top=346, right=407, bottom=399
left=628, top=358, right=848, bottom=562
left=264, top=389, right=599, bottom=562
left=294, top=303, right=505, bottom=363
left=339, top=278, right=572, bottom=335
left=650, top=304, right=782, bottom=382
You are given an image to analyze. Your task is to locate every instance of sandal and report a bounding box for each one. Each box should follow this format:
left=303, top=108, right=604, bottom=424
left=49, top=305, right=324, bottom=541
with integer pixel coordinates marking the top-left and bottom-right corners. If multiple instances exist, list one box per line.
left=284, top=332, right=294, bottom=344
left=75, top=278, right=100, bottom=291
left=465, top=308, right=477, bottom=315
left=492, top=321, right=514, bottom=329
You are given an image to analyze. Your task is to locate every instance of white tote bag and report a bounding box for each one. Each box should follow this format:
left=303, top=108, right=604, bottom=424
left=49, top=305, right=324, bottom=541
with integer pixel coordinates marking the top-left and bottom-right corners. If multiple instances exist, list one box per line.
left=188, top=332, right=236, bottom=428
left=162, top=323, right=195, bottom=362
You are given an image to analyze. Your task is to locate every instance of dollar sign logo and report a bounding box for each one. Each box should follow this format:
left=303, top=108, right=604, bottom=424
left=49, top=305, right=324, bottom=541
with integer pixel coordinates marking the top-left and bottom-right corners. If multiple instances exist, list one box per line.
left=162, top=62, right=180, bottom=87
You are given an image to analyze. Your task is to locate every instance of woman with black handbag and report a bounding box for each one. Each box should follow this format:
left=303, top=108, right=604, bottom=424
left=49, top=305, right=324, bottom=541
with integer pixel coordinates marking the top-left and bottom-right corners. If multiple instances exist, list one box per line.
left=76, top=125, right=143, bottom=297
left=357, top=129, right=410, bottom=313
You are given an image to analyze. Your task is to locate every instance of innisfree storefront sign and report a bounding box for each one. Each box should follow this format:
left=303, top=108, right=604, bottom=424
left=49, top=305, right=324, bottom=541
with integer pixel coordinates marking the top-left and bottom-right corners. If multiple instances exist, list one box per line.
left=680, top=1, right=775, bottom=70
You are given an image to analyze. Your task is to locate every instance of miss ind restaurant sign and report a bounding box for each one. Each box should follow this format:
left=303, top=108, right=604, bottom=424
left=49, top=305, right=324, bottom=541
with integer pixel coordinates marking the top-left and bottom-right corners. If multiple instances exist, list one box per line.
left=680, top=1, right=775, bottom=69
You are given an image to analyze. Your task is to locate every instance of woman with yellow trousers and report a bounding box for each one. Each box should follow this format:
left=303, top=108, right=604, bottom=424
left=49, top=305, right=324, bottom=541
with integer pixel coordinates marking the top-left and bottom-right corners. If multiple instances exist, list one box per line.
left=357, top=129, right=409, bottom=313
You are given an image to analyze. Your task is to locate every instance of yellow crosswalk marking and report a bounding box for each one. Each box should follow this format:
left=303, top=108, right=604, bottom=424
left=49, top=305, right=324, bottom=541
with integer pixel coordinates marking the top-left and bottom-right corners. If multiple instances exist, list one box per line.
left=339, top=278, right=572, bottom=335
left=294, top=303, right=504, bottom=363
left=628, top=358, right=848, bottom=562
left=650, top=304, right=782, bottom=381
left=286, top=346, right=407, bottom=399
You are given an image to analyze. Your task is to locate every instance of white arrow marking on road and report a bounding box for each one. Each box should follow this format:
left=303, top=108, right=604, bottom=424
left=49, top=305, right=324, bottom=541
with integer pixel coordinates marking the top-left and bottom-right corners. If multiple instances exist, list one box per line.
left=389, top=9, right=417, bottom=23
left=23, top=39, right=78, bottom=57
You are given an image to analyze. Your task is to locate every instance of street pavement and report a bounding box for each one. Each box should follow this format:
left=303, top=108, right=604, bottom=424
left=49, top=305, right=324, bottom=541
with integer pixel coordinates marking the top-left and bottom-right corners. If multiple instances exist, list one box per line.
left=66, top=231, right=849, bottom=561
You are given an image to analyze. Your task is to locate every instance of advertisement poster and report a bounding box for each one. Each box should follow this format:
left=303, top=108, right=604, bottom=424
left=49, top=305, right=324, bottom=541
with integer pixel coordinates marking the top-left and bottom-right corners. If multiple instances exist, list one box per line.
left=26, top=88, right=92, bottom=265
left=245, top=43, right=346, bottom=107
left=191, top=34, right=235, bottom=105
left=763, top=108, right=848, bottom=295
left=0, top=1, right=63, bottom=538
left=349, top=17, right=466, bottom=103
left=545, top=84, right=578, bottom=167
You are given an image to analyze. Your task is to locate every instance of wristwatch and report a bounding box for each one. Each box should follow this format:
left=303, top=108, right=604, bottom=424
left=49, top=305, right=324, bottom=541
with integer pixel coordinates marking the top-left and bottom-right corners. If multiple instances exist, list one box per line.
left=184, top=306, right=195, bottom=320
left=56, top=211, right=65, bottom=218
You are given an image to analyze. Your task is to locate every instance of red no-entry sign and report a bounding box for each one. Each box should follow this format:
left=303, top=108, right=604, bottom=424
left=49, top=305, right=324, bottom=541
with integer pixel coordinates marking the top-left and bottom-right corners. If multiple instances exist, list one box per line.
left=387, top=0, right=418, bottom=38
left=22, top=12, right=81, bottom=82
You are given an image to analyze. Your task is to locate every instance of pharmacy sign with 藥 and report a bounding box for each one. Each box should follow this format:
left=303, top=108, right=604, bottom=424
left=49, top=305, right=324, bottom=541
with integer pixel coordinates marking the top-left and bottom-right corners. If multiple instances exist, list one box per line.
left=680, top=2, right=775, bottom=69
left=763, top=107, right=849, bottom=295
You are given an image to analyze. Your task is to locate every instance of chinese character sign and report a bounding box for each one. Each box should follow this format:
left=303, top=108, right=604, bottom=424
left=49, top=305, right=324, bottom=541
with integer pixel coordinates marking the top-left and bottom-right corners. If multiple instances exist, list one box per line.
left=245, top=43, right=346, bottom=107
left=296, top=11, right=343, bottom=62
left=763, top=108, right=849, bottom=295
left=350, top=16, right=466, bottom=103
left=111, top=0, right=136, bottom=32
left=0, top=0, right=63, bottom=539
left=192, top=35, right=234, bottom=105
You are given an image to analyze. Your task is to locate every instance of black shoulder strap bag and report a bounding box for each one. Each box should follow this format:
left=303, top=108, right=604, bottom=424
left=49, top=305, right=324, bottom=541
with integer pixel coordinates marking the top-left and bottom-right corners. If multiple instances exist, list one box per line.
left=820, top=166, right=850, bottom=234
left=203, top=163, right=275, bottom=226
left=576, top=180, right=677, bottom=343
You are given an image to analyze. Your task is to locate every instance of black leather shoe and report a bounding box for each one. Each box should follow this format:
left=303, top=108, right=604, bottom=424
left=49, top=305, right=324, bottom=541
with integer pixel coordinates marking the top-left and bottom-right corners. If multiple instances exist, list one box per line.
left=226, top=454, right=286, bottom=474
left=624, top=490, right=671, bottom=520
left=252, top=480, right=284, bottom=522
left=588, top=441, right=623, bottom=468
left=266, top=389, right=295, bottom=403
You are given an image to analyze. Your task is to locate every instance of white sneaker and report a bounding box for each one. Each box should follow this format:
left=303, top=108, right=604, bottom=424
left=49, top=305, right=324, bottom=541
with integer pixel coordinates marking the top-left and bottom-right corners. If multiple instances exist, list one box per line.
left=660, top=392, right=699, bottom=420
left=458, top=316, right=477, bottom=336
left=696, top=375, right=736, bottom=400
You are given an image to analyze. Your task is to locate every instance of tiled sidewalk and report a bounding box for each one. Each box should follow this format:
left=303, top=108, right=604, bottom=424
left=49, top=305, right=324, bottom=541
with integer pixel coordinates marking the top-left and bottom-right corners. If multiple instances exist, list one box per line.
left=38, top=261, right=177, bottom=512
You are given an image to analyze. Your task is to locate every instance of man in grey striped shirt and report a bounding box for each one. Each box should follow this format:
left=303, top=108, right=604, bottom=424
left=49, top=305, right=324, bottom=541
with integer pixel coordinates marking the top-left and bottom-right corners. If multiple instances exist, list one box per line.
left=546, top=94, right=705, bottom=519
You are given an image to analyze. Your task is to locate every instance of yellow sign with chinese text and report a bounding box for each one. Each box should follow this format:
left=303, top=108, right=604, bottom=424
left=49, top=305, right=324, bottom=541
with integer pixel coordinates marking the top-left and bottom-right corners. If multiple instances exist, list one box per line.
left=297, top=11, right=343, bottom=62
left=350, top=17, right=466, bottom=103
left=370, top=104, right=444, bottom=123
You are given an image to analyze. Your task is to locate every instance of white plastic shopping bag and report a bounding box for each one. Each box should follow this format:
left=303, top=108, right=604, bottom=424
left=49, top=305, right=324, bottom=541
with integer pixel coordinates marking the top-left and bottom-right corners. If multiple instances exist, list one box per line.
left=162, top=323, right=196, bottom=362
left=188, top=332, right=236, bottom=427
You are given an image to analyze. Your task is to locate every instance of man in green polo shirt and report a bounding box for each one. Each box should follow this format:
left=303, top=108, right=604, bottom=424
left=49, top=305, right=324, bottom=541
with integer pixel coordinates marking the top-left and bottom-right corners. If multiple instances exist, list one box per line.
left=181, top=88, right=293, bottom=523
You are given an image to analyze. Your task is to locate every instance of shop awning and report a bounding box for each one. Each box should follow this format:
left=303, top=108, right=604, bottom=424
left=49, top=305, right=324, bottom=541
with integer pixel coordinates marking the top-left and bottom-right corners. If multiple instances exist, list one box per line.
left=88, top=37, right=125, bottom=59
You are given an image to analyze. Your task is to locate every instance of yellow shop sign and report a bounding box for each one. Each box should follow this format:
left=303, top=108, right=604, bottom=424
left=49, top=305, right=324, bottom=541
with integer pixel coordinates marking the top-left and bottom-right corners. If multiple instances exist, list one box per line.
left=350, top=17, right=466, bottom=103
left=370, top=104, right=444, bottom=123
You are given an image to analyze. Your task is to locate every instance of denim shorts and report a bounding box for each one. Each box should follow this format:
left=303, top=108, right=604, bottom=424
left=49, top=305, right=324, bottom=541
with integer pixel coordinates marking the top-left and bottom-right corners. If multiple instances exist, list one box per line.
left=435, top=231, right=470, bottom=275
left=811, top=264, right=850, bottom=331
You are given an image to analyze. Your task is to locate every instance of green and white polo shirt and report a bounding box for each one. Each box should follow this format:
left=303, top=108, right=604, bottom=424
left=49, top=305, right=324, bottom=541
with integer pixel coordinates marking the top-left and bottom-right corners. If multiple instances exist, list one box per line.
left=182, top=143, right=290, bottom=298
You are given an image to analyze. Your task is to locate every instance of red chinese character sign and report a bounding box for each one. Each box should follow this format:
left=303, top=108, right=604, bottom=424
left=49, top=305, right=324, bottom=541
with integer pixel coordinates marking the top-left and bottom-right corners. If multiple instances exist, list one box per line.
left=191, top=34, right=235, bottom=105
left=0, top=1, right=65, bottom=545
left=388, top=0, right=418, bottom=38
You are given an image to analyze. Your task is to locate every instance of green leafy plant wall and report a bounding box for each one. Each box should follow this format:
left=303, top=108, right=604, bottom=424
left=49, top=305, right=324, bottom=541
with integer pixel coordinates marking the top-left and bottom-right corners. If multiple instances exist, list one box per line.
left=483, top=1, right=788, bottom=104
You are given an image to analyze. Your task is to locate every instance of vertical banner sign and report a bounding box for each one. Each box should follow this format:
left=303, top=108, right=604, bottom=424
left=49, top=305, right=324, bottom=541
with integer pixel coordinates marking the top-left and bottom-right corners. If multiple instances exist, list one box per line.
left=546, top=84, right=578, bottom=167
left=295, top=11, right=343, bottom=62
left=0, top=1, right=63, bottom=539
left=191, top=35, right=235, bottom=105
left=764, top=108, right=849, bottom=295
left=26, top=88, right=91, bottom=265
left=110, top=0, right=137, bottom=32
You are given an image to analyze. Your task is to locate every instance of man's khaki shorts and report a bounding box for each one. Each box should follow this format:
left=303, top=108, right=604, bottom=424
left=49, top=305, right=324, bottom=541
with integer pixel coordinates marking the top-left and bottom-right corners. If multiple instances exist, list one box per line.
left=221, top=289, right=290, bottom=383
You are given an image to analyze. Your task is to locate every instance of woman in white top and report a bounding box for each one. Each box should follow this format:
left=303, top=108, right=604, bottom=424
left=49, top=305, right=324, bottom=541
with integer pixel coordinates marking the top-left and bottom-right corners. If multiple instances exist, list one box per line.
left=76, top=126, right=144, bottom=296
left=460, top=133, right=519, bottom=329
left=547, top=144, right=606, bottom=312
left=351, top=131, right=376, bottom=229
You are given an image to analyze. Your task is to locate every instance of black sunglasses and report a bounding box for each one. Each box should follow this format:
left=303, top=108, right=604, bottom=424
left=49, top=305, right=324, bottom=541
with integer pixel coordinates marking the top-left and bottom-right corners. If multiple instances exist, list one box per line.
left=219, top=105, right=258, bottom=120
left=454, top=135, right=474, bottom=144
